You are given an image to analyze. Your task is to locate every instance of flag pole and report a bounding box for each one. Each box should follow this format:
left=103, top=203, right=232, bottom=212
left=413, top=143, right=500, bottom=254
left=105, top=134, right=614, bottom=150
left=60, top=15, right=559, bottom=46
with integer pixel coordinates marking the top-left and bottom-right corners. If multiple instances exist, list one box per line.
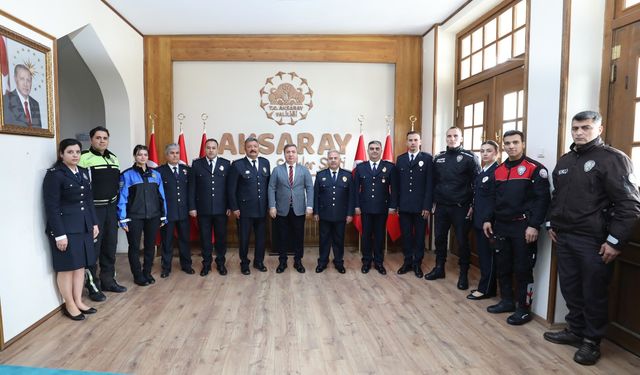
left=384, top=115, right=392, bottom=256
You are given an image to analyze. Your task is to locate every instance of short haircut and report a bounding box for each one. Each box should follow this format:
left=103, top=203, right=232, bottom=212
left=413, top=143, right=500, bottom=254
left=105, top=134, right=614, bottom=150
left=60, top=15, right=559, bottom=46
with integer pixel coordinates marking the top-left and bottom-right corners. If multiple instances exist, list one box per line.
left=327, top=149, right=340, bottom=157
left=205, top=138, right=218, bottom=146
left=406, top=131, right=421, bottom=138
left=368, top=140, right=382, bottom=148
left=14, top=64, right=31, bottom=77
left=164, top=143, right=179, bottom=154
left=446, top=126, right=462, bottom=135
left=283, top=143, right=297, bottom=152
left=89, top=126, right=110, bottom=138
left=244, top=137, right=259, bottom=145
left=572, top=110, right=602, bottom=125
left=503, top=130, right=525, bottom=142
left=133, top=144, right=148, bottom=156
left=57, top=138, right=82, bottom=163
left=481, top=140, right=499, bottom=152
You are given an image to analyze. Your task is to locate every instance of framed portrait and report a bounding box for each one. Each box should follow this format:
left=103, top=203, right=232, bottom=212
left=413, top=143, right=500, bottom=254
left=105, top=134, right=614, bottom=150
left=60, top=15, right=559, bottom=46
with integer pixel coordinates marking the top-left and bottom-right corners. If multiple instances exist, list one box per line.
left=0, top=24, right=54, bottom=137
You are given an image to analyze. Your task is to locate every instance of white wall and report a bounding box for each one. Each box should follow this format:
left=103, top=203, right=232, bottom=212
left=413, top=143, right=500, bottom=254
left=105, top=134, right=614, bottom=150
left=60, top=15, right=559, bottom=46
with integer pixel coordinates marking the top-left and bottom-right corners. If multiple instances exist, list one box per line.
left=0, top=1, right=143, bottom=343
left=421, top=31, right=435, bottom=154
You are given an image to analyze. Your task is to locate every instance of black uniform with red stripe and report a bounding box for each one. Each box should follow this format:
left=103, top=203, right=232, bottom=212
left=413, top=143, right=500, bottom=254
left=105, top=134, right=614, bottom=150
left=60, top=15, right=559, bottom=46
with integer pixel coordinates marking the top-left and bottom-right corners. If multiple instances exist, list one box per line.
left=486, top=155, right=550, bottom=309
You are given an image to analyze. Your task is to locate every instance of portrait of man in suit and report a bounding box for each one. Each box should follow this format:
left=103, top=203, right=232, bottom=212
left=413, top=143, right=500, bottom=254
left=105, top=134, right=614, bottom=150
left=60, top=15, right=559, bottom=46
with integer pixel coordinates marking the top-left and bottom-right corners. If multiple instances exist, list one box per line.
left=2, top=64, right=42, bottom=127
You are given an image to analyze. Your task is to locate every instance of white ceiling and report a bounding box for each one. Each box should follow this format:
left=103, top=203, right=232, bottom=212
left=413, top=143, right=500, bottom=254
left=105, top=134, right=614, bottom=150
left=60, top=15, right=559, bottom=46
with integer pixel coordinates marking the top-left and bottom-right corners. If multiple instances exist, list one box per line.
left=105, top=0, right=469, bottom=35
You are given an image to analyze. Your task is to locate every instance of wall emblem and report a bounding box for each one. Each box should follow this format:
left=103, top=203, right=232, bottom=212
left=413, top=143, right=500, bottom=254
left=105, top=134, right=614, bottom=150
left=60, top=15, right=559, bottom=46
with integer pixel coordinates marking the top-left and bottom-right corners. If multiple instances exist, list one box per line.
left=259, top=71, right=313, bottom=126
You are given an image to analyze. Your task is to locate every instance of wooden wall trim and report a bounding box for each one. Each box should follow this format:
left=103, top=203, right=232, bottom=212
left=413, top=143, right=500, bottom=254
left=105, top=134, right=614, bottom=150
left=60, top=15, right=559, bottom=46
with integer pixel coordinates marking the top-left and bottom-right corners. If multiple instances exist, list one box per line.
left=0, top=301, right=4, bottom=350
left=599, top=0, right=616, bottom=129
left=432, top=26, right=439, bottom=154
left=0, top=305, right=62, bottom=351
left=423, top=0, right=475, bottom=36
left=144, top=35, right=423, bottom=162
left=100, top=0, right=144, bottom=37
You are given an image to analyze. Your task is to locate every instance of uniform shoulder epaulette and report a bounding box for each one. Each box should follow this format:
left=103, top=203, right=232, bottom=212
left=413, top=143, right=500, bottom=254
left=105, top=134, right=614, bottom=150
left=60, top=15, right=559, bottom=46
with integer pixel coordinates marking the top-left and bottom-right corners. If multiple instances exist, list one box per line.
left=437, top=150, right=446, bottom=155
left=460, top=150, right=475, bottom=158
left=48, top=166, right=57, bottom=172
left=602, top=144, right=628, bottom=159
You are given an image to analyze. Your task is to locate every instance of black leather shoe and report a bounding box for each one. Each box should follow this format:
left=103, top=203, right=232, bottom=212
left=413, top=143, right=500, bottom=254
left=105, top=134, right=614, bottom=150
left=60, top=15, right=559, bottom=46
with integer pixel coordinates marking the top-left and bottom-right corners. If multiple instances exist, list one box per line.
left=487, top=300, right=516, bottom=314
left=182, top=267, right=196, bottom=275
left=241, top=265, right=251, bottom=275
left=425, top=266, right=445, bottom=280
left=88, top=289, right=107, bottom=302
left=544, top=329, right=583, bottom=348
left=466, top=290, right=491, bottom=300
left=336, top=265, right=346, bottom=274
left=361, top=263, right=371, bottom=274
left=294, top=262, right=306, bottom=273
left=397, top=264, right=412, bottom=275
left=217, top=264, right=228, bottom=276
left=200, top=267, right=210, bottom=277
left=316, top=265, right=326, bottom=273
left=457, top=272, right=469, bottom=290
left=102, top=282, right=127, bottom=293
left=507, top=307, right=532, bottom=325
left=134, top=278, right=150, bottom=287
left=161, top=271, right=170, bottom=278
left=143, top=273, right=155, bottom=284
left=574, top=339, right=601, bottom=366
left=62, top=306, right=85, bottom=321
left=276, top=263, right=287, bottom=273
left=254, top=263, right=268, bottom=272
left=414, top=265, right=423, bottom=278
left=80, top=307, right=97, bottom=314
left=374, top=264, right=387, bottom=275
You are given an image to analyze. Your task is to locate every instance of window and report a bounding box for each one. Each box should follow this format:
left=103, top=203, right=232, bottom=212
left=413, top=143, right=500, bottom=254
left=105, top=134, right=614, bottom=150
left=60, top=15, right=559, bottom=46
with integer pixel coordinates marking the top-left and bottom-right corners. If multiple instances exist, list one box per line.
left=463, top=101, right=485, bottom=158
left=458, top=0, right=527, bottom=81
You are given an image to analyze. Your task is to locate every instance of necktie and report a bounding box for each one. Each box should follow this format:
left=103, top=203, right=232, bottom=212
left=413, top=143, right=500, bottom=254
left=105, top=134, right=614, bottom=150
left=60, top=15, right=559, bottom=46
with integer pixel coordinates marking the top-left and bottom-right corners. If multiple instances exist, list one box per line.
left=75, top=172, right=81, bottom=183
left=410, top=154, right=414, bottom=162
left=289, top=165, right=294, bottom=187
left=24, top=101, right=31, bottom=127
left=208, top=160, right=213, bottom=173
left=173, top=166, right=179, bottom=179
left=332, top=171, right=337, bottom=182
left=372, top=162, right=377, bottom=172
left=252, top=159, right=257, bottom=172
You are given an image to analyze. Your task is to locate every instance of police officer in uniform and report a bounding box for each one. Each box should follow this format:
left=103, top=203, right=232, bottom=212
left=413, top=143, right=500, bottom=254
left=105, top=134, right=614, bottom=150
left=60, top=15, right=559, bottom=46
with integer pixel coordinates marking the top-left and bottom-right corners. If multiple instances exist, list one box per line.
left=189, top=139, right=231, bottom=276
left=354, top=140, right=398, bottom=275
left=228, top=137, right=270, bottom=275
left=483, top=130, right=550, bottom=325
left=426, top=126, right=480, bottom=289
left=79, top=126, right=126, bottom=301
left=313, top=150, right=354, bottom=274
left=157, top=144, right=194, bottom=278
left=396, top=131, right=433, bottom=278
left=544, top=111, right=640, bottom=365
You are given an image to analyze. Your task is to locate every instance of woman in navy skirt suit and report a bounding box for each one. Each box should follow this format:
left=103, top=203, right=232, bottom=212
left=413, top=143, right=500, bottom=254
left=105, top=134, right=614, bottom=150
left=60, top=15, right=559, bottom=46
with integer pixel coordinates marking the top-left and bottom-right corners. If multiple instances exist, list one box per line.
left=43, top=138, right=100, bottom=320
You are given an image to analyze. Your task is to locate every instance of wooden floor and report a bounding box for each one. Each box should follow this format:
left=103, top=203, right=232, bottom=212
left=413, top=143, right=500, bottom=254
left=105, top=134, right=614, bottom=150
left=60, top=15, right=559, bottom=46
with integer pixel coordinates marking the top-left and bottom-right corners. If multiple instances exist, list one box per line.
left=1, top=249, right=638, bottom=374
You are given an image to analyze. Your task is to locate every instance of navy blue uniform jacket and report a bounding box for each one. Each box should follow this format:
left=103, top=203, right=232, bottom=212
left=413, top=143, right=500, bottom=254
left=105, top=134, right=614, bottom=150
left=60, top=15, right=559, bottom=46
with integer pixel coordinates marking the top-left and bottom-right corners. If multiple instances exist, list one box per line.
left=396, top=151, right=433, bottom=213
left=353, top=160, right=398, bottom=214
left=313, top=168, right=354, bottom=222
left=157, top=163, right=190, bottom=221
left=472, top=162, right=498, bottom=230
left=227, top=157, right=270, bottom=218
left=189, top=157, right=230, bottom=216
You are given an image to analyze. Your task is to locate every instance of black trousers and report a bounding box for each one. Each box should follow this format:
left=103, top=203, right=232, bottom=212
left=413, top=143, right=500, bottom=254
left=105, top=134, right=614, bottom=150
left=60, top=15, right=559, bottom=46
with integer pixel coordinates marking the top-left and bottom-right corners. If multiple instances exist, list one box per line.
left=494, top=220, right=537, bottom=307
left=197, top=214, right=228, bottom=268
left=556, top=232, right=613, bottom=342
left=160, top=218, right=192, bottom=272
left=126, top=217, right=160, bottom=279
left=474, top=227, right=497, bottom=295
left=318, top=219, right=346, bottom=267
left=361, top=212, right=388, bottom=265
left=433, top=204, right=471, bottom=268
left=86, top=203, right=119, bottom=290
left=277, top=207, right=305, bottom=263
left=399, top=212, right=428, bottom=266
left=237, top=216, right=266, bottom=267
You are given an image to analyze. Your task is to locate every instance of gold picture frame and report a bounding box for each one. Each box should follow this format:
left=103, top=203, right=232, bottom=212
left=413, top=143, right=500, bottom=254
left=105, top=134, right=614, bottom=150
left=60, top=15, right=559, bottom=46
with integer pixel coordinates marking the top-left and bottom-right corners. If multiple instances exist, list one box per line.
left=0, top=24, right=54, bottom=137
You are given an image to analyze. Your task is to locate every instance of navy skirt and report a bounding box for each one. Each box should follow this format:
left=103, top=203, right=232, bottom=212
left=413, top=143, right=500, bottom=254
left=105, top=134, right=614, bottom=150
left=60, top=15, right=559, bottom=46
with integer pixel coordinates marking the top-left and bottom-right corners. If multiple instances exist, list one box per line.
left=48, top=232, right=97, bottom=272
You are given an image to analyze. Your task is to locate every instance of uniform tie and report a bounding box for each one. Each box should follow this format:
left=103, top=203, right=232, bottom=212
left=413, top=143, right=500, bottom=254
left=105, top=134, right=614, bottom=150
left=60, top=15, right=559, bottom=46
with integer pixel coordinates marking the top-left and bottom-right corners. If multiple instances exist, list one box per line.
left=24, top=101, right=31, bottom=127
left=173, top=166, right=179, bottom=179
left=372, top=162, right=377, bottom=173
left=252, top=159, right=257, bottom=172
left=332, top=171, right=337, bottom=182
left=208, top=160, right=213, bottom=173
left=410, top=154, right=414, bottom=162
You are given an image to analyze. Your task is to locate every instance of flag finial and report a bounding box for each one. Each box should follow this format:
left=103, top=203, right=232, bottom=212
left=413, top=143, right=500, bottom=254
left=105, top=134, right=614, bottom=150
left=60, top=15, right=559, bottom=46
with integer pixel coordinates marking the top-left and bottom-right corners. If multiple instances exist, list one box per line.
left=201, top=113, right=208, bottom=133
left=409, top=115, right=417, bottom=132
left=385, top=115, right=393, bottom=135
left=357, top=114, right=365, bottom=133
left=148, top=113, right=157, bottom=134
left=177, top=113, right=186, bottom=132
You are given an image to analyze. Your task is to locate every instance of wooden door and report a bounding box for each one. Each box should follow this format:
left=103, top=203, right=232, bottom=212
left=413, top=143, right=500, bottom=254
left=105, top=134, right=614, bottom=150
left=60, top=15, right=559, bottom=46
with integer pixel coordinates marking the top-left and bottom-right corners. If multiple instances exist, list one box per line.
left=605, top=21, right=640, bottom=356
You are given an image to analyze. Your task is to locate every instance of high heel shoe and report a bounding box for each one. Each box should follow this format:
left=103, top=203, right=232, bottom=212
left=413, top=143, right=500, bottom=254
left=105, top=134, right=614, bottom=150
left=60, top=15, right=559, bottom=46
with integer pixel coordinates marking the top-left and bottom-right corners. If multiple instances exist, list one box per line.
left=80, top=307, right=97, bottom=314
left=62, top=306, right=86, bottom=321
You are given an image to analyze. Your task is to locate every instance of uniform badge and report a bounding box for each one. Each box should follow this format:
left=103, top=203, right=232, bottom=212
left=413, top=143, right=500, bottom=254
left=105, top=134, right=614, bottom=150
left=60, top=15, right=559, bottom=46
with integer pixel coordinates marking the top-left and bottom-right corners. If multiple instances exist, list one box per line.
left=558, top=169, right=568, bottom=175
left=517, top=166, right=526, bottom=176
left=322, top=177, right=326, bottom=181
left=342, top=176, right=348, bottom=182
left=183, top=169, right=188, bottom=175
left=245, top=170, right=250, bottom=174
left=263, top=167, right=267, bottom=173
left=436, top=158, right=446, bottom=163
left=82, top=173, right=89, bottom=180
left=539, top=169, right=548, bottom=179
left=219, top=165, right=224, bottom=171
left=418, top=160, right=424, bottom=167
left=584, top=160, right=596, bottom=172
left=456, top=155, right=463, bottom=162
left=482, top=176, right=489, bottom=183
left=382, top=166, right=387, bottom=173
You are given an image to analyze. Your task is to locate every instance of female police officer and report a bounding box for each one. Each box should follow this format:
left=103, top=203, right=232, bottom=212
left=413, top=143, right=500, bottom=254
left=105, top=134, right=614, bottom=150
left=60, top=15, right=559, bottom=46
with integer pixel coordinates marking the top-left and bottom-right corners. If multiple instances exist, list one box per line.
left=44, top=138, right=100, bottom=321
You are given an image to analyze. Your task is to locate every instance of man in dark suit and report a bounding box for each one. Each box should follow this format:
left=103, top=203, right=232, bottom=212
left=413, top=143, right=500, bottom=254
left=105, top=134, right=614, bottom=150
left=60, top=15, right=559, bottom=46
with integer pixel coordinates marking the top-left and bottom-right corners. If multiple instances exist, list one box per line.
left=354, top=140, right=398, bottom=275
left=268, top=144, right=314, bottom=273
left=157, top=143, right=194, bottom=278
left=228, top=137, right=270, bottom=275
left=313, top=150, right=354, bottom=274
left=189, top=138, right=231, bottom=276
left=3, top=64, right=42, bottom=127
left=396, top=131, right=433, bottom=278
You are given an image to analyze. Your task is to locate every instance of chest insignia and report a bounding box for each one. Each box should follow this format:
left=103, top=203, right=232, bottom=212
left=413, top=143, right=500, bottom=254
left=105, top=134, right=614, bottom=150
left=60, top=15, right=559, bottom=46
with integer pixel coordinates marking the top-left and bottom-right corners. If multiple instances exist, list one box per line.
left=342, top=176, right=348, bottom=182
left=245, top=170, right=250, bottom=174
left=263, top=167, right=267, bottom=173
left=322, top=177, right=326, bottom=181
left=584, top=160, right=595, bottom=173
left=517, top=166, right=526, bottom=176
left=418, top=160, right=424, bottom=167
left=456, top=155, right=463, bottom=162
left=382, top=166, right=387, bottom=173
left=219, top=165, right=224, bottom=171
left=482, top=176, right=489, bottom=183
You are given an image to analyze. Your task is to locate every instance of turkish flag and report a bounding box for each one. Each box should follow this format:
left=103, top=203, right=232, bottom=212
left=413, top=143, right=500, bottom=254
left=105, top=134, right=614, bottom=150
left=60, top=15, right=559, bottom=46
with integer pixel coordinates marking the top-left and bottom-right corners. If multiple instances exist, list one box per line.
left=382, top=133, right=401, bottom=242
left=352, top=133, right=367, bottom=234
left=199, top=133, right=207, bottom=158
left=147, top=130, right=159, bottom=168
left=0, top=36, right=10, bottom=95
left=178, top=131, right=189, bottom=165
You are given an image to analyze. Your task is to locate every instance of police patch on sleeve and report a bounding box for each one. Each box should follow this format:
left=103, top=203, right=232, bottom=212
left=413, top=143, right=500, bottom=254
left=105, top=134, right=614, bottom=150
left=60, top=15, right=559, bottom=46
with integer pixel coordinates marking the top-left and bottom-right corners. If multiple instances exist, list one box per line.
left=539, top=169, right=548, bottom=179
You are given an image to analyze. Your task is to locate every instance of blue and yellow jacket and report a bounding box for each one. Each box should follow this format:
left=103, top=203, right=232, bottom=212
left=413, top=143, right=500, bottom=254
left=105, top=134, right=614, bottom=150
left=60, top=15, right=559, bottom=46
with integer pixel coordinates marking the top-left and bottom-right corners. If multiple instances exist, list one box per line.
left=117, top=165, right=167, bottom=226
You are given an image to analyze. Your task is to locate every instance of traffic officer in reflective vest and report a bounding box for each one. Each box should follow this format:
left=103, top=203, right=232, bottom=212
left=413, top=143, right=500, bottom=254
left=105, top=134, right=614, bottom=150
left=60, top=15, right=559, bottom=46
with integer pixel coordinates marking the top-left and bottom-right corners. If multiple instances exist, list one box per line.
left=544, top=111, right=640, bottom=365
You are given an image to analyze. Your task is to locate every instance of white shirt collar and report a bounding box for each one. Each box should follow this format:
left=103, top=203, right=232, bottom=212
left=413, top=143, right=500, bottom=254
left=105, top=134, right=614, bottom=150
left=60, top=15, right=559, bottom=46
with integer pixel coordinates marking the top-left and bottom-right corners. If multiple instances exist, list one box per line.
left=168, top=163, right=180, bottom=170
